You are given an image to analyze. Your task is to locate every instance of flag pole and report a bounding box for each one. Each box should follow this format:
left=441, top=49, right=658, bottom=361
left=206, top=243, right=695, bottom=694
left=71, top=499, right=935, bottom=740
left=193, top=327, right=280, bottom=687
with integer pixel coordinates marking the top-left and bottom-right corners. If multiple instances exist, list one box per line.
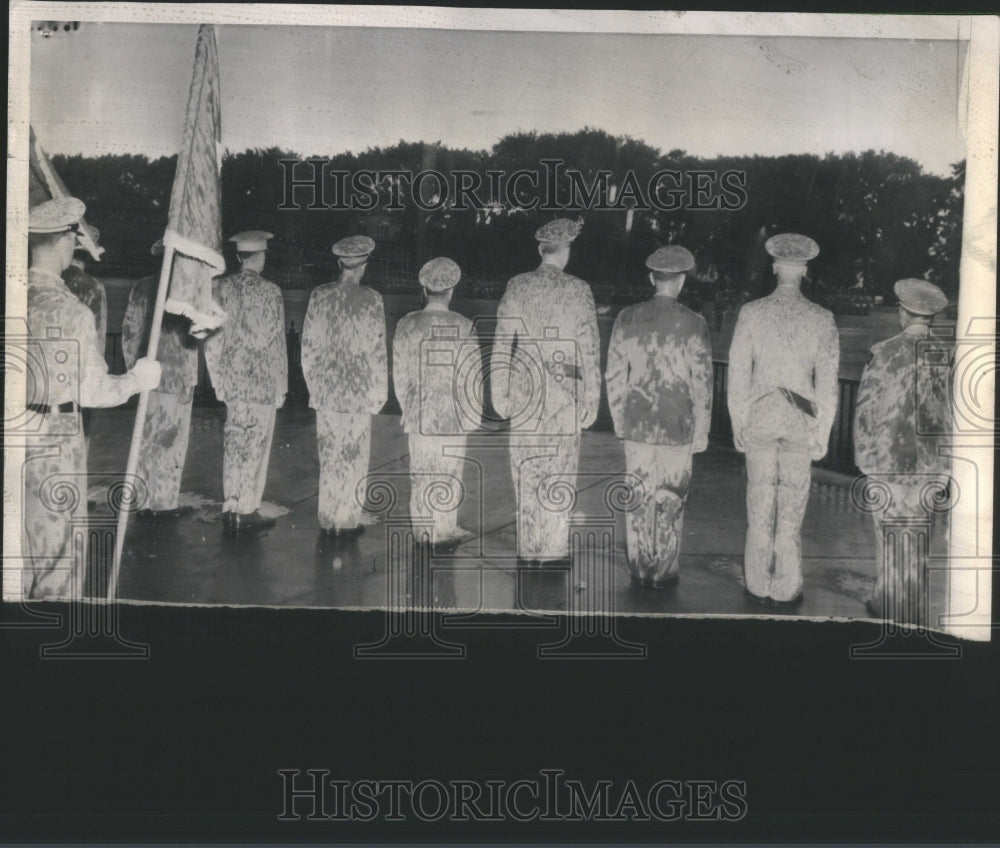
left=107, top=243, right=176, bottom=601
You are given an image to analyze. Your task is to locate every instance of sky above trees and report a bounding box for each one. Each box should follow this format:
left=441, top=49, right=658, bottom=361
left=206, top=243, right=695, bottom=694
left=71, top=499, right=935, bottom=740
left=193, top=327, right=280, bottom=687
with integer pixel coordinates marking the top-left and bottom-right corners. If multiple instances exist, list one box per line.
left=29, top=23, right=968, bottom=177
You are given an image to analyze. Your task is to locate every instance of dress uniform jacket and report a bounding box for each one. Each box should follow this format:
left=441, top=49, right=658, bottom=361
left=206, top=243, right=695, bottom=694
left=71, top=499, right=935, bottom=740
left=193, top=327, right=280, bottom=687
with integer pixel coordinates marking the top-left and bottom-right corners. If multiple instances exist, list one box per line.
left=122, top=275, right=201, bottom=511
left=727, top=285, right=840, bottom=602
left=491, top=263, right=600, bottom=560
left=393, top=305, right=481, bottom=436
left=301, top=280, right=388, bottom=532
left=123, top=276, right=200, bottom=393
left=62, top=264, right=107, bottom=358
left=606, top=296, right=713, bottom=448
left=727, top=286, right=840, bottom=457
left=854, top=323, right=952, bottom=623
left=393, top=303, right=482, bottom=542
left=854, top=323, right=951, bottom=476
left=301, top=282, right=387, bottom=415
left=606, top=295, right=714, bottom=586
left=204, top=268, right=287, bottom=406
left=24, top=268, right=140, bottom=599
left=491, top=264, right=601, bottom=433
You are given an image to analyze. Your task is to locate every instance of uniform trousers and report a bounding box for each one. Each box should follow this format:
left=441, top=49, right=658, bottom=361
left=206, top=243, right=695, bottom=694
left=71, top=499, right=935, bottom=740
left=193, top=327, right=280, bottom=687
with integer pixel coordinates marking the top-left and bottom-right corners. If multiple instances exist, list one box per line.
left=742, top=394, right=815, bottom=602
left=135, top=387, right=194, bottom=511
left=869, top=477, right=947, bottom=626
left=222, top=400, right=275, bottom=514
left=623, top=441, right=693, bottom=585
left=23, top=413, right=88, bottom=600
left=408, top=433, right=466, bottom=543
left=316, top=409, right=371, bottom=532
left=509, top=432, right=581, bottom=560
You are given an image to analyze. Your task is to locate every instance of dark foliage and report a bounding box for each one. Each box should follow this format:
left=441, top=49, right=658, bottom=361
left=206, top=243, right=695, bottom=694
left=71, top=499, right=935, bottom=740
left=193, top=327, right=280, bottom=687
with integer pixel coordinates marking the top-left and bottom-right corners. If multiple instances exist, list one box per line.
left=52, top=128, right=965, bottom=312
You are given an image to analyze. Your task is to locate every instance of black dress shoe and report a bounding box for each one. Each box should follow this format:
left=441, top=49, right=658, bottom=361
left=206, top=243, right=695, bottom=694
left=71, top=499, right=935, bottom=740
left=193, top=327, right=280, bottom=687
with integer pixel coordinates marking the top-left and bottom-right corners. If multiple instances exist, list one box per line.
left=632, top=572, right=680, bottom=590
left=240, top=511, right=276, bottom=532
left=771, top=592, right=805, bottom=610
left=140, top=506, right=190, bottom=523
left=743, top=587, right=770, bottom=606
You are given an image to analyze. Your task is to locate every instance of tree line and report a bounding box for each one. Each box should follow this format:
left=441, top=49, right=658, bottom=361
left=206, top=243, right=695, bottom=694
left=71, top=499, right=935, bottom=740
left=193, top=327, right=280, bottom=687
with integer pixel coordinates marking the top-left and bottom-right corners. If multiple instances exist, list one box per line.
left=52, top=128, right=964, bottom=311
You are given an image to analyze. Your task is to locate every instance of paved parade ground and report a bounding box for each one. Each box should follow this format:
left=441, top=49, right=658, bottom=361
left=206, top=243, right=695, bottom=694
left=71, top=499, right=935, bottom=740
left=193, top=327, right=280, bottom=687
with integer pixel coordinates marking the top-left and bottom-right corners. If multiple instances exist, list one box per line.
left=80, top=405, right=950, bottom=622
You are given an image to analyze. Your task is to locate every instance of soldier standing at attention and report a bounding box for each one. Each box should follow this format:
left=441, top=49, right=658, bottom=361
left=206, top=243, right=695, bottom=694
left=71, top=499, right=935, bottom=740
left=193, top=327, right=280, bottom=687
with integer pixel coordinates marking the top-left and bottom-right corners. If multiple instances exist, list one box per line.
left=62, top=232, right=108, bottom=449
left=490, top=218, right=601, bottom=567
left=121, top=239, right=201, bottom=521
left=301, top=236, right=387, bottom=538
left=24, top=198, right=161, bottom=599
left=62, top=232, right=107, bottom=359
left=392, top=257, right=483, bottom=549
left=854, top=279, right=952, bottom=624
left=727, top=234, right=840, bottom=607
left=605, top=246, right=713, bottom=588
left=204, top=231, right=288, bottom=534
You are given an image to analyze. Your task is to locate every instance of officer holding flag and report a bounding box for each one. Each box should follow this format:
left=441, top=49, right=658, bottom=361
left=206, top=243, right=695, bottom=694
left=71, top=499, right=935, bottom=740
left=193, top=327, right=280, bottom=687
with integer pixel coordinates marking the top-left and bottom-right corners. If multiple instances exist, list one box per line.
left=24, top=197, right=161, bottom=599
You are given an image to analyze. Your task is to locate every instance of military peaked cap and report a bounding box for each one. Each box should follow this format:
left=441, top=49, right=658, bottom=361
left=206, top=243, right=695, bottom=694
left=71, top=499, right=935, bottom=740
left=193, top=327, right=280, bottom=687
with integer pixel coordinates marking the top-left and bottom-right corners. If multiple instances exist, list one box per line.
left=765, top=233, right=820, bottom=262
left=646, top=245, right=696, bottom=274
left=29, top=197, right=86, bottom=233
left=535, top=218, right=583, bottom=245
left=332, top=235, right=375, bottom=258
left=419, top=257, right=461, bottom=292
left=895, top=278, right=948, bottom=316
left=229, top=230, right=273, bottom=252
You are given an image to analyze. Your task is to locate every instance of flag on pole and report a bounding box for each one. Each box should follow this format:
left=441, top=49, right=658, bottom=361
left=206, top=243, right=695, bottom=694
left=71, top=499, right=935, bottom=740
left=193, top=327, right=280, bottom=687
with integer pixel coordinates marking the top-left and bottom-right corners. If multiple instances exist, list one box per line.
left=107, top=23, right=227, bottom=601
left=28, top=125, right=104, bottom=262
left=162, top=22, right=227, bottom=338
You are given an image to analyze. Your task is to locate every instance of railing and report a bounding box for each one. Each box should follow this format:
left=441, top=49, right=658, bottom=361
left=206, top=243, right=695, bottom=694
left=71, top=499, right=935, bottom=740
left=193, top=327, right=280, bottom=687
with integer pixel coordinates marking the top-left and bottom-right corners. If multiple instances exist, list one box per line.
left=709, top=360, right=860, bottom=476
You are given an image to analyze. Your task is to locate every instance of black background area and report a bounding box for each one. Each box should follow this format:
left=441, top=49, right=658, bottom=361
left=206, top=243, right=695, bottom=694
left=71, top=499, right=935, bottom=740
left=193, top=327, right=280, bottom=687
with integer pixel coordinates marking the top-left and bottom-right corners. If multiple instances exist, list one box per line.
left=2, top=604, right=998, bottom=843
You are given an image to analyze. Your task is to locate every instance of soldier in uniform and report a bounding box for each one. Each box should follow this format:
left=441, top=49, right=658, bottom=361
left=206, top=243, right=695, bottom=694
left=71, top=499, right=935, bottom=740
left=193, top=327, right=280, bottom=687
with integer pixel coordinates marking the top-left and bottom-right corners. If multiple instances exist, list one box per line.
left=23, top=197, right=161, bottom=600
left=301, top=236, right=387, bottom=537
left=63, top=233, right=108, bottom=449
left=490, top=218, right=601, bottom=566
left=727, top=233, right=840, bottom=607
left=204, top=231, right=287, bottom=534
left=854, top=279, right=951, bottom=623
left=605, top=246, right=713, bottom=588
left=63, top=233, right=107, bottom=356
left=393, top=257, right=482, bottom=548
left=121, top=239, right=201, bottom=520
